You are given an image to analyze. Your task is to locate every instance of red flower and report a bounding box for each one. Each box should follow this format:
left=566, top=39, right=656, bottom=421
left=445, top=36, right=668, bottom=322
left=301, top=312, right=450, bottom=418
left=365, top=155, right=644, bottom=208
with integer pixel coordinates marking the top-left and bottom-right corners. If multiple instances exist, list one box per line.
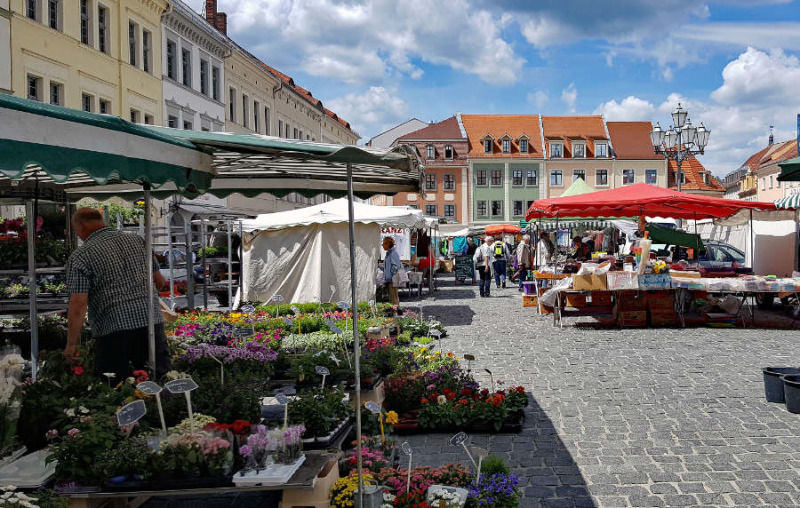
left=133, top=370, right=149, bottom=383
left=72, top=366, right=84, bottom=376
left=421, top=398, right=429, bottom=404
left=480, top=388, right=489, bottom=397
left=446, top=392, right=455, bottom=400
left=461, top=388, right=472, bottom=396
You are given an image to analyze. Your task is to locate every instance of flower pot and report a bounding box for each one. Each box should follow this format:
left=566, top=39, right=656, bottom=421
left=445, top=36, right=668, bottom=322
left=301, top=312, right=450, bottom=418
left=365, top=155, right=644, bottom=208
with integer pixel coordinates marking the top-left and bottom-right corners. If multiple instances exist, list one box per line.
left=783, top=375, right=800, bottom=414
left=763, top=367, right=800, bottom=403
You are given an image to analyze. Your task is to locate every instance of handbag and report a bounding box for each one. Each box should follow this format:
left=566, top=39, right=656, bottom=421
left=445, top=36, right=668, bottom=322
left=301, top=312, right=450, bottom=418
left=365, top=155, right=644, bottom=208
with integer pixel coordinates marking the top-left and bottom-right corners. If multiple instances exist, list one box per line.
left=392, top=266, right=409, bottom=286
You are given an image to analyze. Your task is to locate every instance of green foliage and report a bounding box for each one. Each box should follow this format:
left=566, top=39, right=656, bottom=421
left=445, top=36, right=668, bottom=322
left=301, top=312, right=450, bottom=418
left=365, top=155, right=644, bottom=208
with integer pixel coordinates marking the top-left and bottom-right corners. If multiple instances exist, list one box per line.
left=287, top=350, right=347, bottom=384
left=0, top=237, right=71, bottom=269
left=48, top=414, right=128, bottom=485
left=397, top=316, right=445, bottom=338
left=396, top=331, right=413, bottom=345
left=41, top=280, right=67, bottom=294
left=91, top=437, right=153, bottom=480
left=415, top=336, right=434, bottom=345
left=281, top=331, right=354, bottom=352
left=80, top=199, right=143, bottom=225
left=288, top=387, right=352, bottom=438
left=197, top=246, right=228, bottom=258
left=481, top=454, right=510, bottom=475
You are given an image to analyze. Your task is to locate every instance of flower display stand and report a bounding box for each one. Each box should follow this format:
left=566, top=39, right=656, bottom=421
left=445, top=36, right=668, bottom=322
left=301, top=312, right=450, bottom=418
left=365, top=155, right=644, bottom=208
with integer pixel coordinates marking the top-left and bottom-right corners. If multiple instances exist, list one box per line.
left=234, top=455, right=306, bottom=487
left=279, top=457, right=339, bottom=508
left=348, top=378, right=385, bottom=409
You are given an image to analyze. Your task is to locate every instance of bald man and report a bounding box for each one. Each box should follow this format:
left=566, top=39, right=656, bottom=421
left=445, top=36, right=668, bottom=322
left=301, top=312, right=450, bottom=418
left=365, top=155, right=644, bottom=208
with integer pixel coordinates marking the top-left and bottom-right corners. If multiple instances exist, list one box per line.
left=65, top=208, right=170, bottom=379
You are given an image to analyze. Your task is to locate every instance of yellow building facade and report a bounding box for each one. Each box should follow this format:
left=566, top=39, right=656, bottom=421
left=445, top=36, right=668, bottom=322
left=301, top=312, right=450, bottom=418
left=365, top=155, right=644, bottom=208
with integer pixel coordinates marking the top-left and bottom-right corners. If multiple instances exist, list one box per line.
left=8, top=0, right=167, bottom=123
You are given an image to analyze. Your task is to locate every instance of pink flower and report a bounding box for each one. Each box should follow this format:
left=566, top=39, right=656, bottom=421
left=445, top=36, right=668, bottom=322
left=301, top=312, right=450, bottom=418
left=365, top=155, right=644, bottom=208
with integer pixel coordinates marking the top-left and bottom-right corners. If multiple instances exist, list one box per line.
left=67, top=428, right=80, bottom=437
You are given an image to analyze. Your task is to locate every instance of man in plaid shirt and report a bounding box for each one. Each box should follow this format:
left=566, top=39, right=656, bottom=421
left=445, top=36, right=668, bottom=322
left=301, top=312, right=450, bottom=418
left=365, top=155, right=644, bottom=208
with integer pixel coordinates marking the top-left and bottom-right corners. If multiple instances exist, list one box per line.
left=65, top=208, right=170, bottom=379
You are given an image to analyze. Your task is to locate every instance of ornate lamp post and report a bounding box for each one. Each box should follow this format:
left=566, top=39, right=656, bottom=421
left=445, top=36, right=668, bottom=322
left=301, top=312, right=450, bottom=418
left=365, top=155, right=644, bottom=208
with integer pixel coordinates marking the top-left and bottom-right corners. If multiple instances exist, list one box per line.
left=650, top=103, right=711, bottom=192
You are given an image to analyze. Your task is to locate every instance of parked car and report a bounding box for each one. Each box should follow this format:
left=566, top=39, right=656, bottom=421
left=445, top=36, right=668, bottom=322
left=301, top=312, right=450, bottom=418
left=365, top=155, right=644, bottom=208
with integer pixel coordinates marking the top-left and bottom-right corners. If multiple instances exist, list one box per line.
left=697, top=240, right=747, bottom=268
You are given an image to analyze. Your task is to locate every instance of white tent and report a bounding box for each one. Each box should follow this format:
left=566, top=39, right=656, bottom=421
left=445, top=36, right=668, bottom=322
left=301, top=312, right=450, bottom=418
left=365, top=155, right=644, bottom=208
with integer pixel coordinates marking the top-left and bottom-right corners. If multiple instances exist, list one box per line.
left=240, top=199, right=425, bottom=303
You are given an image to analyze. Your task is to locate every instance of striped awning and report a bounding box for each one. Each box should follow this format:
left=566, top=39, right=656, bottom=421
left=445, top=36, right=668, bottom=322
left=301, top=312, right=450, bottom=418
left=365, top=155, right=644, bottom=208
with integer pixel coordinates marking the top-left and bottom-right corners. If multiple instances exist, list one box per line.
left=774, top=194, right=800, bottom=210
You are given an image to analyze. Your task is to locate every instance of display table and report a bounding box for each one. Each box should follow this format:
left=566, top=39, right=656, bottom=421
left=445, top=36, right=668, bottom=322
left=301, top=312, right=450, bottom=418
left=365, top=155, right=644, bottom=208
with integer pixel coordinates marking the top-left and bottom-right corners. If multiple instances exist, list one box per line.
left=60, top=451, right=334, bottom=508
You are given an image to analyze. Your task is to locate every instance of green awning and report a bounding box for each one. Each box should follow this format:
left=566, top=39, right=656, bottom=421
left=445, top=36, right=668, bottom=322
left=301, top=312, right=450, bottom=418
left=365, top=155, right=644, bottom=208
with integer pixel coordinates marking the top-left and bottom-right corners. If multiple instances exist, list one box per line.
left=777, top=155, right=800, bottom=182
left=645, top=223, right=703, bottom=250
left=560, top=178, right=595, bottom=197
left=775, top=193, right=800, bottom=209
left=0, top=94, right=214, bottom=198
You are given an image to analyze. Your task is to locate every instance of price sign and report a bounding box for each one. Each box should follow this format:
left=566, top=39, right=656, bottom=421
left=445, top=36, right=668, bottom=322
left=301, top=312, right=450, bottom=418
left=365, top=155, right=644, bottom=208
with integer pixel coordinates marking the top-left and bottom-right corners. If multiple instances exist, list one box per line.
left=325, top=319, right=343, bottom=335
left=449, top=432, right=468, bottom=447
left=368, top=299, right=375, bottom=307
left=240, top=305, right=256, bottom=314
left=275, top=393, right=290, bottom=405
left=365, top=402, right=382, bottom=414
left=291, top=306, right=301, bottom=315
left=315, top=366, right=330, bottom=376
left=165, top=378, right=199, bottom=394
left=463, top=354, right=476, bottom=361
left=136, top=381, right=162, bottom=395
left=400, top=442, right=412, bottom=456
left=233, top=327, right=255, bottom=338
left=429, top=329, right=442, bottom=338
left=116, top=400, right=146, bottom=426
left=272, top=294, right=284, bottom=302
left=282, top=317, right=293, bottom=326
left=472, top=446, right=489, bottom=458
left=337, top=301, right=350, bottom=310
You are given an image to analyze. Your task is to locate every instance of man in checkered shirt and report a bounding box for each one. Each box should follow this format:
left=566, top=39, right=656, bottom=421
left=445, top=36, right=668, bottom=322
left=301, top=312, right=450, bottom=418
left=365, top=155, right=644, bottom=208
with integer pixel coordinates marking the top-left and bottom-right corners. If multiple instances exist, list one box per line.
left=65, top=208, right=170, bottom=379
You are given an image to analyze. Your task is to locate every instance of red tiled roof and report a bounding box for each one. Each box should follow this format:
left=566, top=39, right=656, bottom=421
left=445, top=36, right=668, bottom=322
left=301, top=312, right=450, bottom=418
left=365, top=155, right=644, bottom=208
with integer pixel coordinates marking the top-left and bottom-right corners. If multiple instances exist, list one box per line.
left=606, top=121, right=663, bottom=160
left=738, top=139, right=798, bottom=174
left=541, top=116, right=607, bottom=158
left=397, top=117, right=464, bottom=140
left=461, top=115, right=543, bottom=158
left=667, top=156, right=724, bottom=192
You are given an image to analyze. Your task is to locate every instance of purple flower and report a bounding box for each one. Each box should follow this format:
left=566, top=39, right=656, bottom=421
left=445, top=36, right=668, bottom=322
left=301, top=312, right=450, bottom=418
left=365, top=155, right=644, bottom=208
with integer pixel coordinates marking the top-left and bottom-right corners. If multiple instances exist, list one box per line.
left=239, top=445, right=252, bottom=457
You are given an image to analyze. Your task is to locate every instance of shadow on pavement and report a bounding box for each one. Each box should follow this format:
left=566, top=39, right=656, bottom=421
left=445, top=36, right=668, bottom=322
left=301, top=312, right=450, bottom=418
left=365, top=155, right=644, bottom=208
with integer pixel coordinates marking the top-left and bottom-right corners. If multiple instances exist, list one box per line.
left=418, top=304, right=476, bottom=327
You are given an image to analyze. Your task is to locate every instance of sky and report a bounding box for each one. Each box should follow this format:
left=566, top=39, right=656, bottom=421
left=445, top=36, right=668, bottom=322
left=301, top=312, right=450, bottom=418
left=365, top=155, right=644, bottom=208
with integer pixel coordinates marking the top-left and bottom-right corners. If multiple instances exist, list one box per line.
left=184, top=0, right=800, bottom=177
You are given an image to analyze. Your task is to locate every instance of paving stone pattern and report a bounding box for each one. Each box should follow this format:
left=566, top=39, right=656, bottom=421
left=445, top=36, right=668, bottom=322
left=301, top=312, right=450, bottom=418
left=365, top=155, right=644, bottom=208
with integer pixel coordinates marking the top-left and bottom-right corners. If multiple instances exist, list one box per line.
left=401, top=275, right=800, bottom=507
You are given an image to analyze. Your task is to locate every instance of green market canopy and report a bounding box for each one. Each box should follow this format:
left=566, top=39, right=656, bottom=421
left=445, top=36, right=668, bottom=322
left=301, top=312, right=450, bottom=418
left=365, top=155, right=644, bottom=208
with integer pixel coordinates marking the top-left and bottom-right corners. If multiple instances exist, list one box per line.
left=777, top=155, right=800, bottom=182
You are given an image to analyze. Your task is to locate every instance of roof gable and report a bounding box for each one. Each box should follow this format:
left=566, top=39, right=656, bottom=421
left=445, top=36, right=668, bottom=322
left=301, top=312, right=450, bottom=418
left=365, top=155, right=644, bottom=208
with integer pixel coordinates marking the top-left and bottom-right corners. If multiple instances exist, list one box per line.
left=396, top=117, right=465, bottom=141
left=606, top=121, right=664, bottom=160
left=461, top=115, right=543, bottom=158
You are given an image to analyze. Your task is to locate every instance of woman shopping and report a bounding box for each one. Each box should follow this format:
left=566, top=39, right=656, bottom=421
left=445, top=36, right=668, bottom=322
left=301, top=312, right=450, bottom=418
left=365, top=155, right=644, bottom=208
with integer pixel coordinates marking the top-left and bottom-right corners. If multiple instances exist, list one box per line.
left=382, top=236, right=403, bottom=313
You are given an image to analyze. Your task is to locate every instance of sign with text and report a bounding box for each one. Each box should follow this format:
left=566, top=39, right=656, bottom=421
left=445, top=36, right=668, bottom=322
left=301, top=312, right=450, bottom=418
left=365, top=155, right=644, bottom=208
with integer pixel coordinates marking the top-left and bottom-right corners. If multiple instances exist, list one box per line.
left=116, top=400, right=146, bottom=426
left=240, top=305, right=256, bottom=314
left=136, top=381, right=162, bottom=396
left=455, top=255, right=474, bottom=282
left=165, top=378, right=199, bottom=394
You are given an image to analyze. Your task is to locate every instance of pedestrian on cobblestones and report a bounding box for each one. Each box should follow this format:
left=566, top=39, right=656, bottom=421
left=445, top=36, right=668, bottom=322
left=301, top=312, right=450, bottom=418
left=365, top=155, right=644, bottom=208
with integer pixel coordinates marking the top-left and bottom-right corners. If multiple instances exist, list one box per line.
left=492, top=238, right=511, bottom=289
left=382, top=236, right=402, bottom=312
left=473, top=236, right=494, bottom=297
left=516, top=234, right=534, bottom=291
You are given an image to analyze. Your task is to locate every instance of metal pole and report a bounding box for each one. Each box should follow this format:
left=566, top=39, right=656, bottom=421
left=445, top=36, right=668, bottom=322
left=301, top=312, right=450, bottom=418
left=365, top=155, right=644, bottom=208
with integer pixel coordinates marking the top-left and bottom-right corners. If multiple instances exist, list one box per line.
left=26, top=201, right=39, bottom=380
left=184, top=219, right=195, bottom=310
left=676, top=127, right=682, bottom=193
left=144, top=184, right=156, bottom=377
left=750, top=209, right=755, bottom=271
left=347, top=163, right=364, bottom=506
left=227, top=219, right=233, bottom=312
left=201, top=218, right=208, bottom=309
left=167, top=213, right=175, bottom=300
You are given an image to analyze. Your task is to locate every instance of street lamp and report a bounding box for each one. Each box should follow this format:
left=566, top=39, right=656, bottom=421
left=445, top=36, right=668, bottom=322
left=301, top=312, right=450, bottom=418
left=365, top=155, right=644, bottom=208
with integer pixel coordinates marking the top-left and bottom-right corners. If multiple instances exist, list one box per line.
left=650, top=103, right=711, bottom=192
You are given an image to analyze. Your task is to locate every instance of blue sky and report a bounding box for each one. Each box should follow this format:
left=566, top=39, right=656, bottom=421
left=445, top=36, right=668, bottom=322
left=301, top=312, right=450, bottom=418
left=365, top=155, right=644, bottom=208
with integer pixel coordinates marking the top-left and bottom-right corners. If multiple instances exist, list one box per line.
left=185, top=0, right=800, bottom=176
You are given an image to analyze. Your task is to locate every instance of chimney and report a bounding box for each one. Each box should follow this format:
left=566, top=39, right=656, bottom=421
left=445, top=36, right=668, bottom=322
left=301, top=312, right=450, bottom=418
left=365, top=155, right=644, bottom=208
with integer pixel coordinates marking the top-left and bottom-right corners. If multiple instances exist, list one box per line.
left=215, top=12, right=227, bottom=35
left=769, top=125, right=774, bottom=146
left=205, top=0, right=217, bottom=25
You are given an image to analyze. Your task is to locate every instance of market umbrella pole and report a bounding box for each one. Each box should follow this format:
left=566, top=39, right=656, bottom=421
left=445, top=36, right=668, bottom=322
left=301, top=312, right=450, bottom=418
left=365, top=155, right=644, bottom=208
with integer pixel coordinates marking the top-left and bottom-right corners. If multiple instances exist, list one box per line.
left=144, top=184, right=156, bottom=377
left=347, top=163, right=364, bottom=506
left=26, top=200, right=39, bottom=380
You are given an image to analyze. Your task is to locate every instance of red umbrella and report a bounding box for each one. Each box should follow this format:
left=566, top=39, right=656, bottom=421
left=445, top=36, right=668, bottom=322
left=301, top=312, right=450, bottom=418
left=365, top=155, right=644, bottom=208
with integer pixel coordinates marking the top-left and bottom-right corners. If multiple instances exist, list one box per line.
left=484, top=224, right=522, bottom=236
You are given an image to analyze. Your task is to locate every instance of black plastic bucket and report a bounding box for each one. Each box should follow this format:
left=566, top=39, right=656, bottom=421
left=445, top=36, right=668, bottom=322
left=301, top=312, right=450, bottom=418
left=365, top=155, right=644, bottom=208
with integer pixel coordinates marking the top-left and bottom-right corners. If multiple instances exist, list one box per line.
left=784, top=375, right=800, bottom=414
left=763, top=367, right=800, bottom=403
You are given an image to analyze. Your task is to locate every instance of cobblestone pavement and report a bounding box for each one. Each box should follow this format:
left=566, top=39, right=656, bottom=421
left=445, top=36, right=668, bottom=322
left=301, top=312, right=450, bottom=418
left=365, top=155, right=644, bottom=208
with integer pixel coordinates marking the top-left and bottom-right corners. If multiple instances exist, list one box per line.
left=400, top=275, right=800, bottom=507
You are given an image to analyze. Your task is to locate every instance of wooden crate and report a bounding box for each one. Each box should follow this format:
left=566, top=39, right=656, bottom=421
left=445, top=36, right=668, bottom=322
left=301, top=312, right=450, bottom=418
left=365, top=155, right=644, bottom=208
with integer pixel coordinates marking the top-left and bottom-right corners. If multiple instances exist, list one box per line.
left=522, top=295, right=538, bottom=307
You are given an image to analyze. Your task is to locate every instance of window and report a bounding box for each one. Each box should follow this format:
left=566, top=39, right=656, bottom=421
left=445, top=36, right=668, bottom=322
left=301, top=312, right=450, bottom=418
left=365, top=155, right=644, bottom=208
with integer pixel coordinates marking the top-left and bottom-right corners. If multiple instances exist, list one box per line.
left=200, top=60, right=209, bottom=96
left=550, top=170, right=563, bottom=186
left=253, top=101, right=260, bottom=133
left=476, top=170, right=487, bottom=186
left=444, top=204, right=455, bottom=218
left=645, top=169, right=658, bottom=185
left=97, top=5, right=108, bottom=54
left=130, top=109, right=139, bottom=123
left=513, top=200, right=524, bottom=217
left=278, top=120, right=283, bottom=138
left=128, top=22, right=137, bottom=67
left=299, top=130, right=303, bottom=140
left=444, top=145, right=453, bottom=159
left=264, top=107, right=270, bottom=135
left=623, top=169, right=635, bottom=185
left=242, top=94, right=249, bottom=128
left=166, top=40, right=177, bottom=80
left=228, top=88, right=236, bottom=121
left=596, top=143, right=608, bottom=158
left=490, top=170, right=502, bottom=186
left=285, top=124, right=290, bottom=138
left=484, top=139, right=492, bottom=153
left=425, top=174, right=436, bottom=191
left=293, top=128, right=298, bottom=139
left=48, top=0, right=60, bottom=30
left=167, top=115, right=178, bottom=128
left=426, top=144, right=434, bottom=159
left=502, top=139, right=510, bottom=153
left=183, top=120, right=192, bottom=130
left=477, top=200, right=488, bottom=217
left=181, top=48, right=191, bottom=87
left=527, top=200, right=534, bottom=210
left=596, top=169, right=608, bottom=186
left=99, top=99, right=109, bottom=114
left=573, top=143, right=585, bottom=158
left=573, top=169, right=586, bottom=181
left=443, top=174, right=455, bottom=191
left=144, top=114, right=153, bottom=125
left=49, top=82, right=62, bottom=105
left=80, top=0, right=90, bottom=45
left=425, top=204, right=437, bottom=216
left=142, top=30, right=151, bottom=73
left=81, top=93, right=93, bottom=112
left=526, top=170, right=537, bottom=186
left=27, top=75, right=41, bottom=101
left=491, top=200, right=503, bottom=217
left=550, top=142, right=563, bottom=158
left=27, top=0, right=38, bottom=20
left=512, top=170, right=523, bottom=186
left=769, top=175, right=774, bottom=189
left=210, top=67, right=221, bottom=101
left=408, top=204, right=418, bottom=210
left=520, top=139, right=528, bottom=153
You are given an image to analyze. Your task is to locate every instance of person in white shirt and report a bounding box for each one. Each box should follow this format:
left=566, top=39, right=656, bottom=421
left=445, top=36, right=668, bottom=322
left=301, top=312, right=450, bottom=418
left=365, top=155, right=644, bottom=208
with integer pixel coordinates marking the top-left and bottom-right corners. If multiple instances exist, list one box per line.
left=473, top=236, right=494, bottom=297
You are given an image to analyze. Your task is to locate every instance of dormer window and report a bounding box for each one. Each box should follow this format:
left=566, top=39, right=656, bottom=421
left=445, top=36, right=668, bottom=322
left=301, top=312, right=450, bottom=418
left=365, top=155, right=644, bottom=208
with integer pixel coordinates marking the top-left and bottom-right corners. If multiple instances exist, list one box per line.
left=550, top=142, right=563, bottom=158
left=444, top=144, right=453, bottom=159
left=595, top=142, right=608, bottom=158
left=519, top=139, right=528, bottom=153
left=573, top=142, right=586, bottom=158
left=484, top=139, right=492, bottom=153
left=502, top=139, right=510, bottom=153
left=426, top=144, right=434, bottom=159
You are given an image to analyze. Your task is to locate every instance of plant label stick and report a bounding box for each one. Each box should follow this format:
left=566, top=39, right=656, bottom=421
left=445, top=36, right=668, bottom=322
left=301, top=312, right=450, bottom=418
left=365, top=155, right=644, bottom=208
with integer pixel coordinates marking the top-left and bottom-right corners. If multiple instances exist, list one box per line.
left=165, top=378, right=199, bottom=433
left=365, top=402, right=384, bottom=442
left=315, top=365, right=330, bottom=388
left=472, top=446, right=489, bottom=482
left=137, top=381, right=166, bottom=435
left=276, top=393, right=290, bottom=430
left=116, top=399, right=146, bottom=426
left=400, top=442, right=413, bottom=493
left=449, top=432, right=477, bottom=469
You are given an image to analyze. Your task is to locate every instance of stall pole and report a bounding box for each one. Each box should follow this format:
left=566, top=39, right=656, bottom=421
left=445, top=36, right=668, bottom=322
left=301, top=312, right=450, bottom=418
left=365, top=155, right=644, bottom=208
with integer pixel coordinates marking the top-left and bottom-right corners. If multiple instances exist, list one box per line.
left=346, top=163, right=364, bottom=506
left=226, top=219, right=233, bottom=312
left=144, top=184, right=156, bottom=377
left=26, top=201, right=39, bottom=380
left=167, top=213, right=175, bottom=301
left=184, top=219, right=195, bottom=310
left=749, top=209, right=755, bottom=271
left=201, top=218, right=208, bottom=309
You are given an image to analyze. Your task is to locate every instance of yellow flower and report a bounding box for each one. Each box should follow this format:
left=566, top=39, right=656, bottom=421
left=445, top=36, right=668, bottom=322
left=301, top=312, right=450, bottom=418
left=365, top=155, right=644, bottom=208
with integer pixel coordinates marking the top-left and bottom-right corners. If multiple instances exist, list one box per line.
left=418, top=347, right=427, bottom=354
left=385, top=411, right=399, bottom=425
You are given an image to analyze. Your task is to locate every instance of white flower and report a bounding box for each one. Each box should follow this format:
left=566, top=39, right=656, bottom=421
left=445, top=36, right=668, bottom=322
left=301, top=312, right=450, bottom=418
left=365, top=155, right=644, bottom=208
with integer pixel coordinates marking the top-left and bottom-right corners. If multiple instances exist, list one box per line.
left=64, top=408, right=75, bottom=418
left=102, top=373, right=116, bottom=378
left=79, top=406, right=89, bottom=415
left=126, top=377, right=135, bottom=385
left=437, top=395, right=447, bottom=405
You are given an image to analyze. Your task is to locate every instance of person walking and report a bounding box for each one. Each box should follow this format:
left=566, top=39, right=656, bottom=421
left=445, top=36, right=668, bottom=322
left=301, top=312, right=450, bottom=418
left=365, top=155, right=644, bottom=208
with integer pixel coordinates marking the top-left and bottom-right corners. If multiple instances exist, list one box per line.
left=516, top=234, right=534, bottom=291
left=382, top=236, right=403, bottom=312
left=492, top=238, right=511, bottom=288
left=473, top=236, right=494, bottom=297
left=534, top=230, right=555, bottom=268
left=65, top=207, right=170, bottom=380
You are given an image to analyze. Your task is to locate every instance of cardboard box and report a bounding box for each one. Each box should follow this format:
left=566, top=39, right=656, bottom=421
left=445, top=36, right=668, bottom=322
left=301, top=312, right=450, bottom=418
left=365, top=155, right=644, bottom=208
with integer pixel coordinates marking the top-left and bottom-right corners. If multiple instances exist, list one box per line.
left=638, top=274, right=671, bottom=290
left=589, top=291, right=612, bottom=307
left=607, top=271, right=639, bottom=290
left=439, top=259, right=454, bottom=273
left=522, top=295, right=538, bottom=307
left=572, top=273, right=607, bottom=290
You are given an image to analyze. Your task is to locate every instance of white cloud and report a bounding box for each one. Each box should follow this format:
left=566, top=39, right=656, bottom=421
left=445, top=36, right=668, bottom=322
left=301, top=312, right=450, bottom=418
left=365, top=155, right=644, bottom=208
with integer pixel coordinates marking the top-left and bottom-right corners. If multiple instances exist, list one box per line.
left=325, top=87, right=409, bottom=139
left=202, top=0, right=523, bottom=86
left=561, top=83, right=577, bottom=113
left=711, top=47, right=800, bottom=106
left=594, top=96, right=655, bottom=121
left=683, top=22, right=800, bottom=52
left=527, top=90, right=549, bottom=109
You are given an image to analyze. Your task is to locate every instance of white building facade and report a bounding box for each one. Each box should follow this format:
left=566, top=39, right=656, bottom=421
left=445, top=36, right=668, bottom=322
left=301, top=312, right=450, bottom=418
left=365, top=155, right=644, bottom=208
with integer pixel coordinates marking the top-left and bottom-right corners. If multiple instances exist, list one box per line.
left=0, top=1, right=10, bottom=94
left=162, top=0, right=228, bottom=132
